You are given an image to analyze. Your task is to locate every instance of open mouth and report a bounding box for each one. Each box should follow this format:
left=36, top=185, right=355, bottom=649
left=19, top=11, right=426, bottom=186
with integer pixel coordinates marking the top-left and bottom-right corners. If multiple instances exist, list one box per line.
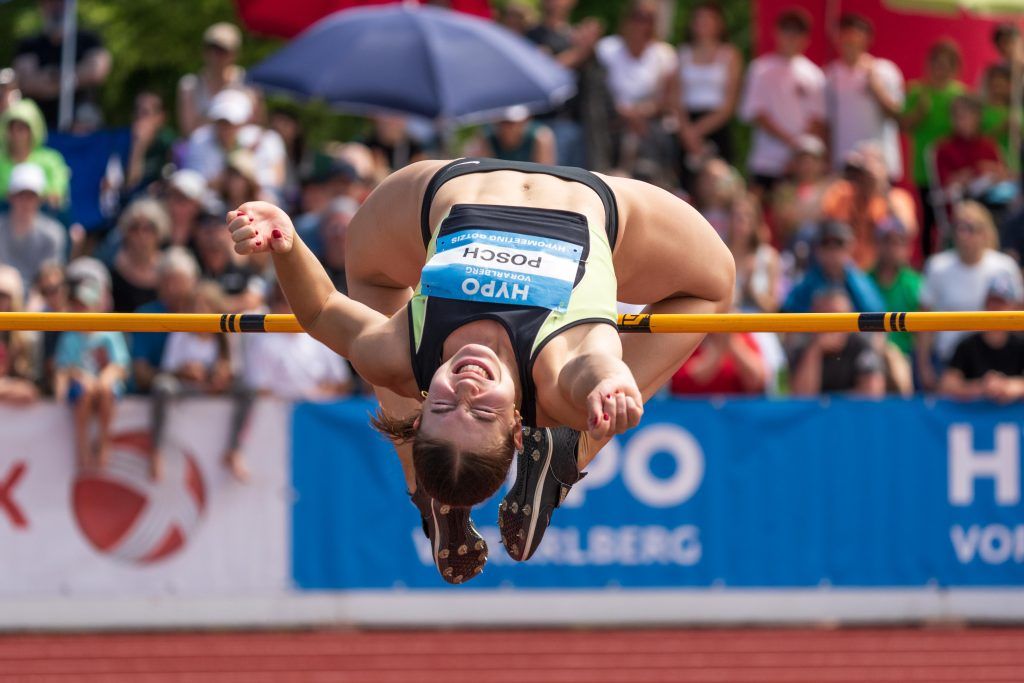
left=453, top=359, right=494, bottom=380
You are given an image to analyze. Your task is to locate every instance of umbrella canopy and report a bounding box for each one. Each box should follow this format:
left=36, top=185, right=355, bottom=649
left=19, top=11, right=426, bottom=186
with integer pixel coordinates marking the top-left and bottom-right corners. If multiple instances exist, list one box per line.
left=247, top=4, right=574, bottom=124
left=883, top=0, right=1024, bottom=14
left=234, top=0, right=491, bottom=39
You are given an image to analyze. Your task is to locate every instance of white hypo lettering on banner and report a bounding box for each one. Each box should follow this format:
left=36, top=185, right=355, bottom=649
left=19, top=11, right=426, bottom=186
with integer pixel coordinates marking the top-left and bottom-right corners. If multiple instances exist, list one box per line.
left=0, top=399, right=290, bottom=598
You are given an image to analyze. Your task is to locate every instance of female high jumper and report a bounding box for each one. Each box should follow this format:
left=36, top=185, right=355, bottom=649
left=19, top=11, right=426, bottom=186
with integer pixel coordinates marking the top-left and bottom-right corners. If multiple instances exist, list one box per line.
left=226, top=158, right=734, bottom=583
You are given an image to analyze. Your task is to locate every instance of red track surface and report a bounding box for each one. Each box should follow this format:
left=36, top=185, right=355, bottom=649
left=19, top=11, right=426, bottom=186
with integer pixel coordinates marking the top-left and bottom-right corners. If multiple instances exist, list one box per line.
left=2, top=627, right=1023, bottom=682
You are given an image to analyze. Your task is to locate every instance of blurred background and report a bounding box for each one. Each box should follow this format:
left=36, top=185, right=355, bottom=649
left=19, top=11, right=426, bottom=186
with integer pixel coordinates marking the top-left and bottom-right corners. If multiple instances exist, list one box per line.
left=0, top=0, right=1023, bottom=680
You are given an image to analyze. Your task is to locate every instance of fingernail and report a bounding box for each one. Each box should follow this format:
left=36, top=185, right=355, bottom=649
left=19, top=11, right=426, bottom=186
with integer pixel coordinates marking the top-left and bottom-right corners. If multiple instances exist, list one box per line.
left=271, top=229, right=283, bottom=239
left=603, top=414, right=609, bottom=421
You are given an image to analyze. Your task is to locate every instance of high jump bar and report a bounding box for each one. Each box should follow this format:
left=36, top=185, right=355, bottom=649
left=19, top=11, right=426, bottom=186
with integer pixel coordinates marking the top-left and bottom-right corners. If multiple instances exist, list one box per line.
left=0, top=311, right=1021, bottom=334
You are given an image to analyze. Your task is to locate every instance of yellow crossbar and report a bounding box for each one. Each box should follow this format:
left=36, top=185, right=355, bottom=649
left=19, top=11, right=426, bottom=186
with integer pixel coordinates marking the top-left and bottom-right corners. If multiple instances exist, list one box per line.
left=0, top=311, right=1020, bottom=334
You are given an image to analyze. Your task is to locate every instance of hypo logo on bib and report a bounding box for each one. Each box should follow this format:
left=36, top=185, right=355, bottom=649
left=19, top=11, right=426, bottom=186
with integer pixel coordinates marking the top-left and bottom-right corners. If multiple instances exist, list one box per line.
left=420, top=229, right=581, bottom=312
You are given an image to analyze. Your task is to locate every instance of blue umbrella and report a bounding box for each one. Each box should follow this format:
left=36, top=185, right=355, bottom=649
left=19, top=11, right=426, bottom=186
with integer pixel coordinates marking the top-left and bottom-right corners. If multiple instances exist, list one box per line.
left=248, top=4, right=575, bottom=124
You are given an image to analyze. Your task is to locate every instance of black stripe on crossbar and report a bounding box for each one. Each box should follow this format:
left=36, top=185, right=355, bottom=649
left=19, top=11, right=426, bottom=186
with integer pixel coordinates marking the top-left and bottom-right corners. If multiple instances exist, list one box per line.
left=858, top=313, right=886, bottom=332
left=228, top=314, right=238, bottom=332
left=617, top=314, right=652, bottom=332
left=239, top=314, right=266, bottom=332
left=219, top=314, right=228, bottom=333
left=899, top=312, right=908, bottom=332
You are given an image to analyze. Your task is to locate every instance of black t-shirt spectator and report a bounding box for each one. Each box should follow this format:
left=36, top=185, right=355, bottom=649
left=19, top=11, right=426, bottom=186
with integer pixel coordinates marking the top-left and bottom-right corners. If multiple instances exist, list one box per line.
left=109, top=268, right=157, bottom=313
left=526, top=25, right=573, bottom=56
left=789, top=333, right=884, bottom=393
left=14, top=30, right=105, bottom=128
left=948, top=333, right=1024, bottom=380
left=203, top=261, right=258, bottom=297
left=363, top=133, right=424, bottom=172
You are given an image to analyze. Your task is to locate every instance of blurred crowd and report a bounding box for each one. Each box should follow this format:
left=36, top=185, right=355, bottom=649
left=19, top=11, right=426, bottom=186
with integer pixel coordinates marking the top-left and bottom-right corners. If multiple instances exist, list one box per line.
left=0, top=0, right=1022, bottom=480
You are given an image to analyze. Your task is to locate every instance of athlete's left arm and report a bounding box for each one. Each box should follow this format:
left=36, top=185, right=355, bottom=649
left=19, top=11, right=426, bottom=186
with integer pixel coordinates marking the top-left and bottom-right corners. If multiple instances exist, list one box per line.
left=549, top=325, right=644, bottom=440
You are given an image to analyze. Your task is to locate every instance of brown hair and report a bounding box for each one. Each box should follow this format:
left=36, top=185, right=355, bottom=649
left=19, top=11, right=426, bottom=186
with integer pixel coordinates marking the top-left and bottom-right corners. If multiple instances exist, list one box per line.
left=371, top=408, right=516, bottom=507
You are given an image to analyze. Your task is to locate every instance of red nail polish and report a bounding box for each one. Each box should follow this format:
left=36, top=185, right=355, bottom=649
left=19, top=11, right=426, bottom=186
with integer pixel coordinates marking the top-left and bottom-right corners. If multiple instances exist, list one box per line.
left=271, top=229, right=283, bottom=239
left=603, top=414, right=609, bottom=420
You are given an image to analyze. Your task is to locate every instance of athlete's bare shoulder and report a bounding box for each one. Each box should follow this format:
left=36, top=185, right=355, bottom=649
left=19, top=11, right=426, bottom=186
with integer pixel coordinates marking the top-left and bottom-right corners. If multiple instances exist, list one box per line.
left=345, top=160, right=450, bottom=288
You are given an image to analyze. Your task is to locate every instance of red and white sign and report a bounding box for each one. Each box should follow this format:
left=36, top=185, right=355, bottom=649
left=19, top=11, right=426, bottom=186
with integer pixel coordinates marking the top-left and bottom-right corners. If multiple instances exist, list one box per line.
left=0, top=398, right=289, bottom=598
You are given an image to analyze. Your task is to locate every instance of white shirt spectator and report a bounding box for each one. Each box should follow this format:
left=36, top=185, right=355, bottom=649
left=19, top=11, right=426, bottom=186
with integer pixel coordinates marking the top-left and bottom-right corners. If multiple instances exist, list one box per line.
left=243, top=333, right=351, bottom=401
left=678, top=46, right=731, bottom=111
left=740, top=53, right=826, bottom=177
left=825, top=57, right=905, bottom=180
left=596, top=35, right=677, bottom=107
left=184, top=123, right=286, bottom=197
left=161, top=332, right=220, bottom=372
left=920, top=249, right=1024, bottom=360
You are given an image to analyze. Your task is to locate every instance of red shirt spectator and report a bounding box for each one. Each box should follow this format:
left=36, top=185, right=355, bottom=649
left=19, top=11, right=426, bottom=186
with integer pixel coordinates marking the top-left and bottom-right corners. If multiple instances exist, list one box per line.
left=670, top=333, right=766, bottom=395
left=935, top=135, right=1002, bottom=188
left=934, top=95, right=1009, bottom=192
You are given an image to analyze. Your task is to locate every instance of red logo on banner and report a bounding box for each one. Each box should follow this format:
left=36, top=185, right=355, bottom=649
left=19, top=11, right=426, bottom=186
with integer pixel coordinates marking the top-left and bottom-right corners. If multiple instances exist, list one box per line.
left=72, top=432, right=206, bottom=564
left=0, top=461, right=27, bottom=529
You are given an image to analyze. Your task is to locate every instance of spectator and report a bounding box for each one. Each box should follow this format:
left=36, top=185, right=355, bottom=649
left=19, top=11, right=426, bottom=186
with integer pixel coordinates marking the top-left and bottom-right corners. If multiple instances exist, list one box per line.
left=151, top=281, right=253, bottom=481
left=825, top=13, right=905, bottom=181
left=109, top=198, right=168, bottom=313
left=934, top=95, right=1014, bottom=217
left=739, top=9, right=825, bottom=195
left=124, top=90, right=176, bottom=196
left=0, top=163, right=66, bottom=288
left=164, top=169, right=208, bottom=252
left=0, top=265, right=40, bottom=406
left=243, top=282, right=353, bottom=401
left=268, top=106, right=306, bottom=209
left=990, top=22, right=1024, bottom=74
left=690, top=156, right=743, bottom=238
left=783, top=220, right=886, bottom=313
left=670, top=332, right=766, bottom=395
left=730, top=193, right=781, bottom=313
left=177, top=22, right=253, bottom=136
left=0, top=68, right=20, bottom=116
left=131, top=247, right=200, bottom=394
left=183, top=89, right=286, bottom=201
left=54, top=273, right=128, bottom=470
left=901, top=39, right=966, bottom=257
left=466, top=106, right=556, bottom=165
left=770, top=134, right=831, bottom=248
left=222, top=150, right=264, bottom=210
left=869, top=219, right=921, bottom=357
left=668, top=2, right=743, bottom=191
left=788, top=288, right=885, bottom=397
left=499, top=1, right=537, bottom=36
left=821, top=143, right=918, bottom=270
left=363, top=115, right=428, bottom=180
left=293, top=157, right=360, bottom=254
left=980, top=64, right=1019, bottom=171
left=526, top=0, right=607, bottom=168
left=917, top=200, right=1024, bottom=388
left=193, top=214, right=265, bottom=313
left=0, top=98, right=70, bottom=208
left=596, top=0, right=677, bottom=175
left=319, top=196, right=358, bottom=293
left=12, top=0, right=111, bottom=129
left=940, top=275, right=1024, bottom=403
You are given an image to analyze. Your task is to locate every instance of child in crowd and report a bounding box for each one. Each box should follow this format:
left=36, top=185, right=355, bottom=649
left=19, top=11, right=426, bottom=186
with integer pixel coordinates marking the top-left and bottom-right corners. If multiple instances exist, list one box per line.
left=150, top=280, right=253, bottom=481
left=54, top=275, right=129, bottom=470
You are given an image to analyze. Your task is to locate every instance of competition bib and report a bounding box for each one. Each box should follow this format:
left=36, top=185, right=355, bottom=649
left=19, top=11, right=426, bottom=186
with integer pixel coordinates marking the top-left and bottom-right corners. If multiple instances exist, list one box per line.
left=420, top=229, right=582, bottom=313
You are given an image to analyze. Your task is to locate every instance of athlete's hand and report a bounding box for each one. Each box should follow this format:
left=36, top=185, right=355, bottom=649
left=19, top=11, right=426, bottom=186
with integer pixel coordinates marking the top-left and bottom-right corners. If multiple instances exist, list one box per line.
left=585, top=377, right=643, bottom=441
left=226, top=201, right=295, bottom=256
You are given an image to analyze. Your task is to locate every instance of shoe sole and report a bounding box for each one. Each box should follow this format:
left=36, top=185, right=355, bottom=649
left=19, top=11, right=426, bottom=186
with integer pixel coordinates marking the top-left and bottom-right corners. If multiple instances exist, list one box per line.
left=500, top=429, right=554, bottom=562
left=428, top=498, right=487, bottom=584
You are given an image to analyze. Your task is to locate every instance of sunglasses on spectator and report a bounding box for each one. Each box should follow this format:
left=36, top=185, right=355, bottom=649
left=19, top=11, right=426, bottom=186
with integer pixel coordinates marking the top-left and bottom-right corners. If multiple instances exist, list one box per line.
left=39, top=282, right=65, bottom=297
left=127, top=220, right=159, bottom=233
left=955, top=221, right=983, bottom=234
left=818, top=238, right=848, bottom=249
left=629, top=12, right=656, bottom=23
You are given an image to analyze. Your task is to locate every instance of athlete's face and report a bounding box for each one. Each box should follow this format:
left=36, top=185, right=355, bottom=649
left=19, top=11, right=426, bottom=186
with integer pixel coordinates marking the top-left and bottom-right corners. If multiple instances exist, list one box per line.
left=419, top=344, right=522, bottom=453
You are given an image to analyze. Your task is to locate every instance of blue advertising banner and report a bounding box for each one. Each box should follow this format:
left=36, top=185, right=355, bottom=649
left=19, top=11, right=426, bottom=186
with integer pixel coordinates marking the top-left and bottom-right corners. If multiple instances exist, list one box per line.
left=291, top=398, right=1023, bottom=590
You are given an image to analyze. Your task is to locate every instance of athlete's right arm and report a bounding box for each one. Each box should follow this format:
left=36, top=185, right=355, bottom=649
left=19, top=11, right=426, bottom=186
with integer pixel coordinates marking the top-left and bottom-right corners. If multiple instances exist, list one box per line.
left=226, top=201, right=406, bottom=387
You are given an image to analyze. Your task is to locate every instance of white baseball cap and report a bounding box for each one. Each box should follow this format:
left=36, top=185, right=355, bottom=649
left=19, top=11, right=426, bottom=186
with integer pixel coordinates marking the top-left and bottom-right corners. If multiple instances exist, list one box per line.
left=168, top=168, right=207, bottom=202
left=207, top=89, right=252, bottom=126
left=7, top=162, right=45, bottom=196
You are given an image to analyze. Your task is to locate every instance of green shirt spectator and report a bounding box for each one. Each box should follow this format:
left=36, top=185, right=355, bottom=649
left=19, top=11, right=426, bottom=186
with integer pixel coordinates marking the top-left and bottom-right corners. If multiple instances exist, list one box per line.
left=870, top=265, right=921, bottom=354
left=0, top=99, right=70, bottom=209
left=903, top=79, right=965, bottom=186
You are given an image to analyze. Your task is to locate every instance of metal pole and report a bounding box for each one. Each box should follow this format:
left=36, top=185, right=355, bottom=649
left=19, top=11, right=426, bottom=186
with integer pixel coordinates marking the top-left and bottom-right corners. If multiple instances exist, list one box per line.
left=57, top=0, right=78, bottom=131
